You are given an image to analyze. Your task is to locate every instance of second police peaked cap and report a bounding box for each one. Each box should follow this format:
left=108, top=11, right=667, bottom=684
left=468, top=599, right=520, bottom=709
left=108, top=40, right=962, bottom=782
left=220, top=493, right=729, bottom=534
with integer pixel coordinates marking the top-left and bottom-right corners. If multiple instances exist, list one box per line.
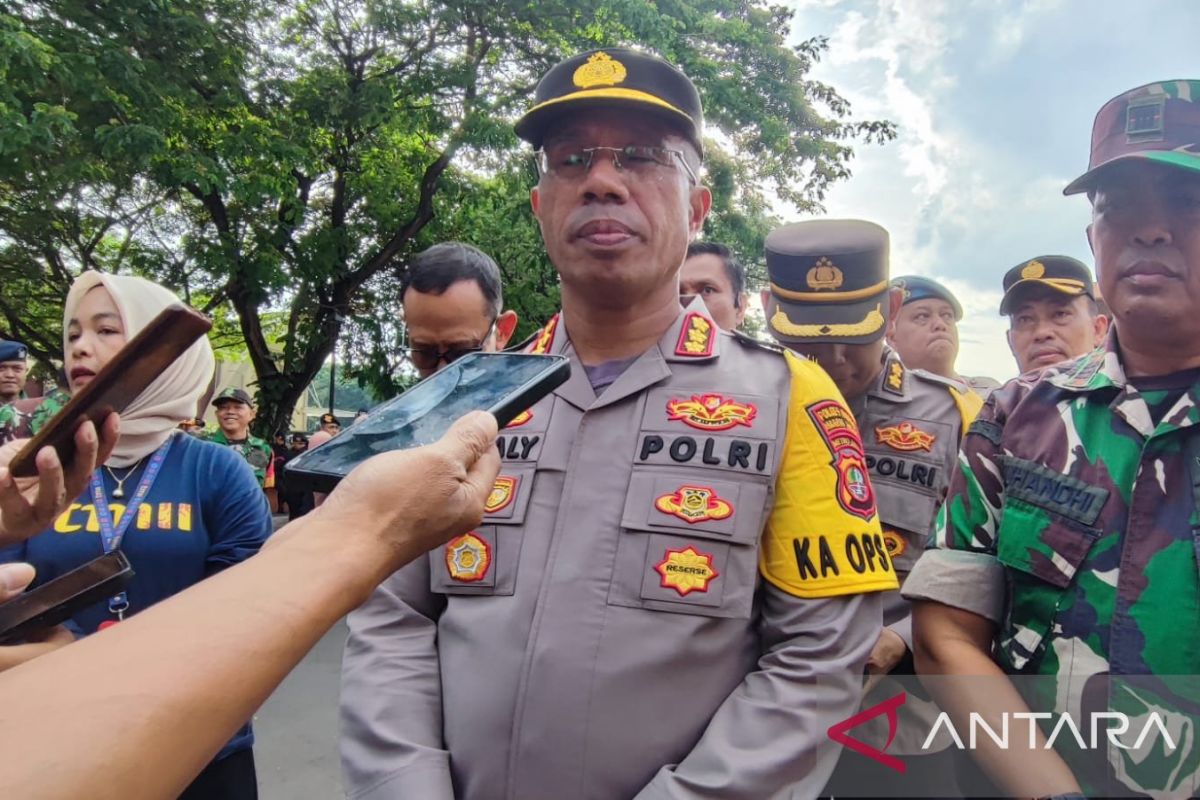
left=764, top=219, right=891, bottom=345
left=1065, top=79, right=1200, bottom=195
left=891, top=275, right=963, bottom=320
left=514, top=48, right=704, bottom=152
left=999, top=255, right=1095, bottom=315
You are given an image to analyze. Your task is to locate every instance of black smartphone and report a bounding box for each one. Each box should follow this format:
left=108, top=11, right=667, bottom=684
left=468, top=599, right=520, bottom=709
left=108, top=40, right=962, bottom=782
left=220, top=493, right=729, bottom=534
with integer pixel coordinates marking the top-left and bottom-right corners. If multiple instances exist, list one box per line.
left=9, top=305, right=212, bottom=477
left=285, top=352, right=571, bottom=493
left=0, top=551, right=134, bottom=643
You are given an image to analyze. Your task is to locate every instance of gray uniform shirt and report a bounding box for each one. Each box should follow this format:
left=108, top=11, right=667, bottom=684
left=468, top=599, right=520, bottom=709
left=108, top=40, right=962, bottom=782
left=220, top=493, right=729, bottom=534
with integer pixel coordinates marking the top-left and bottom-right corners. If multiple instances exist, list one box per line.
left=340, top=305, right=885, bottom=800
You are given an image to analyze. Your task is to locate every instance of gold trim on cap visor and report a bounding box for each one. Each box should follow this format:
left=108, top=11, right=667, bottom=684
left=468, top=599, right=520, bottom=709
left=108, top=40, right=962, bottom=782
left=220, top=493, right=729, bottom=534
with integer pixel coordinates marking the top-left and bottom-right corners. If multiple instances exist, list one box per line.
left=770, top=304, right=885, bottom=338
left=523, top=87, right=692, bottom=124
left=769, top=279, right=889, bottom=303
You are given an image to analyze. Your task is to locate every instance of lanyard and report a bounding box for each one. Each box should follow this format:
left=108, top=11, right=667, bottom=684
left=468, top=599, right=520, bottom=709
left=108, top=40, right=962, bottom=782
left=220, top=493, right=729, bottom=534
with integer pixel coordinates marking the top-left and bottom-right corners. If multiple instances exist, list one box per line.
left=88, top=435, right=175, bottom=618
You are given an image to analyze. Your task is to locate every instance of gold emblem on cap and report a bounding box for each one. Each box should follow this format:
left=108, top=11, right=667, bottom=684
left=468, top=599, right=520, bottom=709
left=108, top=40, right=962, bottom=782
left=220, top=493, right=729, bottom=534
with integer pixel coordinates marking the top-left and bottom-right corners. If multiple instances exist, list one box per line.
left=573, top=52, right=628, bottom=89
left=805, top=257, right=844, bottom=291
left=1021, top=260, right=1046, bottom=280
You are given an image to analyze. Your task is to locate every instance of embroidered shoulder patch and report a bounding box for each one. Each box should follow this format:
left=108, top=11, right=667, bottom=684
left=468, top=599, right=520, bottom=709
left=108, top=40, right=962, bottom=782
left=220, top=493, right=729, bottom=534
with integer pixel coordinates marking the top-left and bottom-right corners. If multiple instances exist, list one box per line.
left=665, top=394, right=756, bottom=431
left=806, top=400, right=876, bottom=521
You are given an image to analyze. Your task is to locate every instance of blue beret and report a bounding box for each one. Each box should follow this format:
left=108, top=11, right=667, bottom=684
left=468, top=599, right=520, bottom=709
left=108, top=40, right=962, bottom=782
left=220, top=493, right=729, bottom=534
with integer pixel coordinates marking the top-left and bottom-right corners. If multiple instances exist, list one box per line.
left=891, top=276, right=963, bottom=320
left=0, top=340, right=28, bottom=363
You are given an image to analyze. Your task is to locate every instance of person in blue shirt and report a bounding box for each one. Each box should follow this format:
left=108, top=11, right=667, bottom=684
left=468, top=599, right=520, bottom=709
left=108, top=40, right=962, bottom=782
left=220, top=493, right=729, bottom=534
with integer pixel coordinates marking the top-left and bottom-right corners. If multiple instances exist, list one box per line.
left=0, top=271, right=271, bottom=800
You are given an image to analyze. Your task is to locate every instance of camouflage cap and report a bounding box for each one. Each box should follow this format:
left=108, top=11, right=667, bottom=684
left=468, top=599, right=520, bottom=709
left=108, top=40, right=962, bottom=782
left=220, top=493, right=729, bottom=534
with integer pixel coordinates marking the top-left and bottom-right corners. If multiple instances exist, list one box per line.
left=0, top=339, right=27, bottom=363
left=515, top=48, right=703, bottom=153
left=764, top=219, right=891, bottom=345
left=891, top=275, right=962, bottom=320
left=212, top=386, right=254, bottom=407
left=999, top=255, right=1095, bottom=315
left=1064, top=79, right=1200, bottom=195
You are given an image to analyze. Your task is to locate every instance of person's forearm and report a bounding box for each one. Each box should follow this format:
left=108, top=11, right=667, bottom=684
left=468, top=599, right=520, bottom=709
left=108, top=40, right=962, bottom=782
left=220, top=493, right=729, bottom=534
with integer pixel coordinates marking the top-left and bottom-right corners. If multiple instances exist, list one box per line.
left=0, top=510, right=416, bottom=800
left=917, top=638, right=1081, bottom=797
left=0, top=640, right=63, bottom=673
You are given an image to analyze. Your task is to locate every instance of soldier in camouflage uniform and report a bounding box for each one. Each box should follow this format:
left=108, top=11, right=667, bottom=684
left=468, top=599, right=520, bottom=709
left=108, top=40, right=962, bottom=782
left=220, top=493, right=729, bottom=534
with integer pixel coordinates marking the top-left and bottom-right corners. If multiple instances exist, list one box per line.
left=905, top=80, right=1200, bottom=798
left=204, top=387, right=273, bottom=487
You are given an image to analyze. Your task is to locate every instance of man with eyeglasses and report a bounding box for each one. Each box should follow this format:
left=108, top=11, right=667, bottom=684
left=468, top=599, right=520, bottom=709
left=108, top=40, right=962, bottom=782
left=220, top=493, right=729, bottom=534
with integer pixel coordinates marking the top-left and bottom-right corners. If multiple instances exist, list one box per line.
left=341, top=48, right=891, bottom=800
left=401, top=242, right=519, bottom=378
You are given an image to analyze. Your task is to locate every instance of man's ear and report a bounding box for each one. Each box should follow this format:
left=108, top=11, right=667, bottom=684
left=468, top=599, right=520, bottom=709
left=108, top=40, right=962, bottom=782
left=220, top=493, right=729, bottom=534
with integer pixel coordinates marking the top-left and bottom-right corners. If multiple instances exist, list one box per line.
left=494, top=310, right=519, bottom=350
left=1006, top=329, right=1019, bottom=369
left=689, top=186, right=712, bottom=238
left=734, top=293, right=749, bottom=328
left=530, top=187, right=540, bottom=216
left=1093, top=313, right=1110, bottom=347
left=887, top=287, right=904, bottom=322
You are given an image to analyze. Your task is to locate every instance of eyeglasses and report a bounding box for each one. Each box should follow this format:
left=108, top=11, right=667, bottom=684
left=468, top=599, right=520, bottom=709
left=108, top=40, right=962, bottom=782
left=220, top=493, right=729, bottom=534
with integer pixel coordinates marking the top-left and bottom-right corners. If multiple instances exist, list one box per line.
left=404, top=321, right=496, bottom=372
left=534, top=145, right=698, bottom=185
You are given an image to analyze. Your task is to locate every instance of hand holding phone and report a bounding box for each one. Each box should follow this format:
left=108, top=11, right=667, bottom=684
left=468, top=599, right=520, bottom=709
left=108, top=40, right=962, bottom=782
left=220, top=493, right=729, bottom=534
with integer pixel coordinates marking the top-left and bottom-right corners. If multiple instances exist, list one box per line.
left=0, top=414, right=120, bottom=546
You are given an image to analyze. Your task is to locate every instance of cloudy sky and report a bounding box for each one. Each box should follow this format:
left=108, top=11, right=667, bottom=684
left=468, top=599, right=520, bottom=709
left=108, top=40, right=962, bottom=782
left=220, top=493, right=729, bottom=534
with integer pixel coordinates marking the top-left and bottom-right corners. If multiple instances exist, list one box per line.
left=770, top=0, right=1197, bottom=380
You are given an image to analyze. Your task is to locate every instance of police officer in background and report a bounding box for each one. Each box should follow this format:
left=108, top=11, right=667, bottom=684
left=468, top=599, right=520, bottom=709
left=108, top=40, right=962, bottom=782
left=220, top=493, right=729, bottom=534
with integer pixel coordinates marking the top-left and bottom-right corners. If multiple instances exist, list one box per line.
left=679, top=241, right=749, bottom=330
left=761, top=219, right=979, bottom=793
left=341, top=49, right=892, bottom=800
left=205, top=387, right=273, bottom=488
left=888, top=275, right=1000, bottom=397
left=0, top=340, right=29, bottom=407
left=999, top=255, right=1108, bottom=374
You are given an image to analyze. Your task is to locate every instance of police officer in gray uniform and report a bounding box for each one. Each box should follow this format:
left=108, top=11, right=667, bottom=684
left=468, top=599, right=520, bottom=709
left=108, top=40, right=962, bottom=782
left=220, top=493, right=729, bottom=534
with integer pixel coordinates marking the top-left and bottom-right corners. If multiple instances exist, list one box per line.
left=340, top=50, right=894, bottom=800
left=761, top=219, right=980, bottom=793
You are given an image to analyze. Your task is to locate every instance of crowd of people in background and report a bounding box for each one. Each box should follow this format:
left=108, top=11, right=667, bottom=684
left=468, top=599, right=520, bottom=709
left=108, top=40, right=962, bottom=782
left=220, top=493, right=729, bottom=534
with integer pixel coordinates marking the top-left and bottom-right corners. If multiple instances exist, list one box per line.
left=0, top=44, right=1198, bottom=800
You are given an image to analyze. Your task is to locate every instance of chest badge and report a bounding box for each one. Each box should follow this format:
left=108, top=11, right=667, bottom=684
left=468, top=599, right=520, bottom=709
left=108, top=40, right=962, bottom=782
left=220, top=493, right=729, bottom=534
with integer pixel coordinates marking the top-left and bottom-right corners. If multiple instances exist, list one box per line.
left=506, top=409, right=533, bottom=428
left=655, top=546, right=719, bottom=596
left=875, top=421, right=936, bottom=452
left=445, top=532, right=491, bottom=582
left=655, top=485, right=734, bottom=524
left=807, top=400, right=877, bottom=521
left=675, top=312, right=716, bottom=358
left=666, top=394, right=757, bottom=431
left=485, top=476, right=518, bottom=514
left=882, top=530, right=907, bottom=559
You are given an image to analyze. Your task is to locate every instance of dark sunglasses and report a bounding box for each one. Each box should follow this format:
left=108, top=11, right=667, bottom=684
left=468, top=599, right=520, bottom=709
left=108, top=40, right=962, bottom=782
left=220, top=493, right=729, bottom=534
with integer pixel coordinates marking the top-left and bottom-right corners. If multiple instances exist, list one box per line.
left=404, top=321, right=496, bottom=372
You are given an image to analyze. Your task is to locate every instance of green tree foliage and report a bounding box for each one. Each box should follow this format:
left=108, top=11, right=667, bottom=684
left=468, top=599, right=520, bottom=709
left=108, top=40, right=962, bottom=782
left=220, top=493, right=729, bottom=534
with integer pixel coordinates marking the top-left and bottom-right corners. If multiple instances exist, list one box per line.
left=0, top=0, right=893, bottom=433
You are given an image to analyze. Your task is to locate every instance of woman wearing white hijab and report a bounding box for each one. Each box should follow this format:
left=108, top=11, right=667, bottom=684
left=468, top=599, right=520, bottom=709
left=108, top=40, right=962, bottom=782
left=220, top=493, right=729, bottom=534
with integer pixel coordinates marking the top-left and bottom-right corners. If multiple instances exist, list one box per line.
left=0, top=272, right=271, bottom=799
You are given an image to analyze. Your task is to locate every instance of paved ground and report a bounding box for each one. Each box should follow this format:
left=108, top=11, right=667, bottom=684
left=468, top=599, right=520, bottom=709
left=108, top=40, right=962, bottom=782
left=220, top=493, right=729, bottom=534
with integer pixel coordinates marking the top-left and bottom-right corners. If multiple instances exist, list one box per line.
left=253, top=515, right=348, bottom=798
left=254, top=617, right=347, bottom=798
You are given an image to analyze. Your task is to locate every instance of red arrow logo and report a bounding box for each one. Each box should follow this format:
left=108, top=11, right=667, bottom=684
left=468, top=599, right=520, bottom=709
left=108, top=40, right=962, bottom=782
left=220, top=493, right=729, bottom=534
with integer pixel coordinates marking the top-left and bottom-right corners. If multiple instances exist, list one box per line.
left=826, top=691, right=907, bottom=773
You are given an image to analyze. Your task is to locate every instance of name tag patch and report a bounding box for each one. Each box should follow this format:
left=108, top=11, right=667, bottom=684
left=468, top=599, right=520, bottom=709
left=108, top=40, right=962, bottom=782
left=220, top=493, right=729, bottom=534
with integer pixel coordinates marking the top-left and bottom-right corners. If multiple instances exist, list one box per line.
left=1001, top=456, right=1109, bottom=527
left=638, top=433, right=771, bottom=473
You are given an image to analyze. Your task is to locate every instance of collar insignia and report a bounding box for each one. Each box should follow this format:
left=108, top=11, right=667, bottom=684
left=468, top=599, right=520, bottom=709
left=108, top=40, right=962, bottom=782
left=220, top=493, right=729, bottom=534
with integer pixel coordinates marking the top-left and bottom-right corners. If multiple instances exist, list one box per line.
left=573, top=52, right=627, bottom=89
left=485, top=476, right=517, bottom=514
left=875, top=421, right=936, bottom=452
left=527, top=313, right=560, bottom=355
left=445, top=532, right=491, bottom=582
left=805, top=257, right=845, bottom=290
left=675, top=312, right=715, bottom=357
left=665, top=394, right=756, bottom=431
left=883, top=358, right=905, bottom=395
left=654, top=484, right=734, bottom=524
left=655, top=546, right=719, bottom=596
